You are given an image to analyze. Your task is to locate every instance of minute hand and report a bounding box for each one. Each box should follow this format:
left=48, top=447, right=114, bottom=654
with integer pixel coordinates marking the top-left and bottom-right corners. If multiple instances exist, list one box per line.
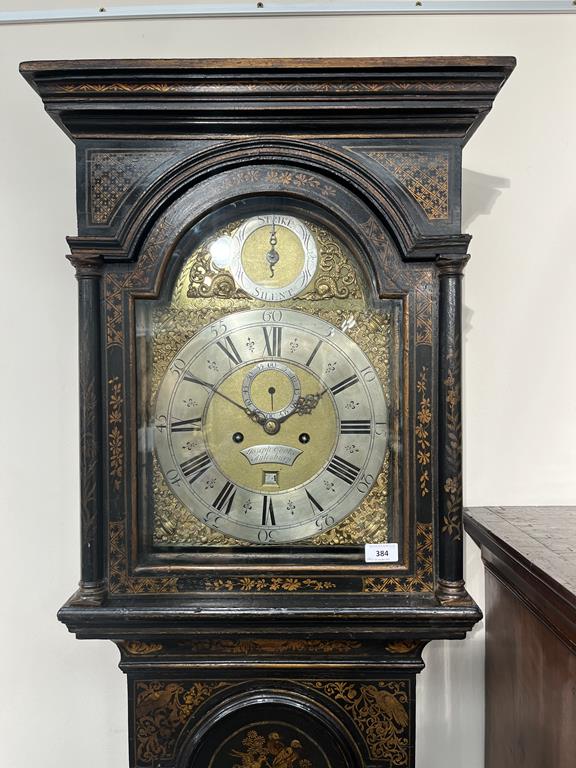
left=184, top=374, right=260, bottom=418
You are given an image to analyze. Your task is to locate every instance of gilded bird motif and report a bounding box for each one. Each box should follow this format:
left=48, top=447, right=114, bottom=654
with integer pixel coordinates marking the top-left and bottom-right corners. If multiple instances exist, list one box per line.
left=265, top=732, right=283, bottom=757
left=271, top=739, right=303, bottom=768
left=136, top=683, right=182, bottom=717
left=230, top=750, right=268, bottom=768
left=365, top=685, right=409, bottom=728
left=229, top=730, right=314, bottom=768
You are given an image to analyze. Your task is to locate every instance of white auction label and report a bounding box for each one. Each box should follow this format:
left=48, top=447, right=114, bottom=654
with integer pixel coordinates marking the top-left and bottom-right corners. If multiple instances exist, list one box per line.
left=364, top=543, right=399, bottom=563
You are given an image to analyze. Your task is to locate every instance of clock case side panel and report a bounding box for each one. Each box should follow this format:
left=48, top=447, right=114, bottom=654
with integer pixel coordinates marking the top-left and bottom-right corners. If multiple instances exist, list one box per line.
left=95, top=156, right=438, bottom=598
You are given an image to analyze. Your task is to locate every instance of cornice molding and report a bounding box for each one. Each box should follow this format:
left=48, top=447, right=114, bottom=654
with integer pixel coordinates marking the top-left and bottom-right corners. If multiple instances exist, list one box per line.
left=20, top=57, right=515, bottom=142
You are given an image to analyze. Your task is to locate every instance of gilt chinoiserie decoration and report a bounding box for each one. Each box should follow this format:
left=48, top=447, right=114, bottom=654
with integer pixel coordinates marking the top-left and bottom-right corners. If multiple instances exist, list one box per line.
left=21, top=57, right=515, bottom=768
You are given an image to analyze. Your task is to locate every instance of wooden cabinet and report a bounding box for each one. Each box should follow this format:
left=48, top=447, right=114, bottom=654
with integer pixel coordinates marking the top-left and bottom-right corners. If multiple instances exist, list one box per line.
left=465, top=506, right=576, bottom=768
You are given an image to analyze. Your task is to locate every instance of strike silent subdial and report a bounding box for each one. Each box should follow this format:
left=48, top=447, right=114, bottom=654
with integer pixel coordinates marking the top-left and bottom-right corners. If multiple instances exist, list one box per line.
left=230, top=214, right=317, bottom=301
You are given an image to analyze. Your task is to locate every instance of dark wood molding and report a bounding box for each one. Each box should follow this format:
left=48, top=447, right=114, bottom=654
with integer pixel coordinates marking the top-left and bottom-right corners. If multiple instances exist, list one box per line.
left=58, top=592, right=481, bottom=641
left=20, top=56, right=515, bottom=141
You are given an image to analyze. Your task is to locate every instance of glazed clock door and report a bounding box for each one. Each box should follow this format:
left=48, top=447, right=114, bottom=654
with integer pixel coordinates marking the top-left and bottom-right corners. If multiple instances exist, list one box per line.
left=135, top=194, right=403, bottom=563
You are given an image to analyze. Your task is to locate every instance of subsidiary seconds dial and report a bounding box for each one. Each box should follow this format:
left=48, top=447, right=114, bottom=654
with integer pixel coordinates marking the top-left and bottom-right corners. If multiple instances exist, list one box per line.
left=154, top=309, right=388, bottom=544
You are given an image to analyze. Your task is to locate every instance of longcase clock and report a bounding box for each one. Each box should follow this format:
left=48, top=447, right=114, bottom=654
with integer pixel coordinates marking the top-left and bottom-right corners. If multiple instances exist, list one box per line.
left=21, top=57, right=515, bottom=768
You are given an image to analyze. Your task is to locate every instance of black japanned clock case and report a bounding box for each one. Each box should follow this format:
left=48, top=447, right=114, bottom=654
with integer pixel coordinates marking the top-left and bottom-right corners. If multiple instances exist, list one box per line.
left=21, top=57, right=515, bottom=768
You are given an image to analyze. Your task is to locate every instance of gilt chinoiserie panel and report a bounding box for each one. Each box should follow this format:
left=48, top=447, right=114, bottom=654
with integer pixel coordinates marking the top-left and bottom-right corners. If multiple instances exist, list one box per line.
left=21, top=57, right=515, bottom=768
left=128, top=675, right=414, bottom=768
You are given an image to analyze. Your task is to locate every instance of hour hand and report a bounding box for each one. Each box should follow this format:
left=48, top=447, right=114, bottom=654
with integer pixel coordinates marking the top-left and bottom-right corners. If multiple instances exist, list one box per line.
left=277, top=390, right=325, bottom=422
left=293, top=393, right=322, bottom=415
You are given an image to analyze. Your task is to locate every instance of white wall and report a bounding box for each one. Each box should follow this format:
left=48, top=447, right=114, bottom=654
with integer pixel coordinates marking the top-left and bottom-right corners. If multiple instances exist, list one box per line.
left=1, top=11, right=575, bottom=768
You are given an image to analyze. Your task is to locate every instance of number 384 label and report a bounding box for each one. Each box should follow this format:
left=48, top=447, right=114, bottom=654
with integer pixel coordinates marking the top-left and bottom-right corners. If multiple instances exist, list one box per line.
left=364, top=543, right=399, bottom=563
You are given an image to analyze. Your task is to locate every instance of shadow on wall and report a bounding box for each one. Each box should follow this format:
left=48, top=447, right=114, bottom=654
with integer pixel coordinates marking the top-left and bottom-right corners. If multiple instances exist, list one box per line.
left=461, top=168, right=511, bottom=342
left=461, top=168, right=510, bottom=229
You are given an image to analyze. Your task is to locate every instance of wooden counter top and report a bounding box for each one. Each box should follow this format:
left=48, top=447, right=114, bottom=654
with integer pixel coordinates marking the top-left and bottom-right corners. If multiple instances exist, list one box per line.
left=465, top=505, right=576, bottom=650
left=465, top=507, right=576, bottom=768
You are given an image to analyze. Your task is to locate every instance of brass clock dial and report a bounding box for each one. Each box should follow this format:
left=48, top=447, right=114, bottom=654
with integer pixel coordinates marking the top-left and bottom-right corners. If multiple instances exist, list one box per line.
left=227, top=214, right=318, bottom=301
left=154, top=309, right=388, bottom=544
